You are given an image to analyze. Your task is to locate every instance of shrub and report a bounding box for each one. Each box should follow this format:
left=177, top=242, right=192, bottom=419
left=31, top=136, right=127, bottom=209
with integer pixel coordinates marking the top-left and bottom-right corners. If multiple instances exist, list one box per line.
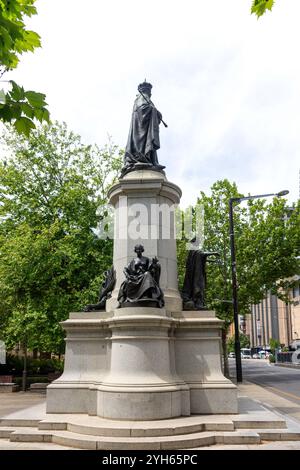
left=268, top=354, right=275, bottom=363
left=14, top=376, right=49, bottom=387
left=3, top=355, right=64, bottom=375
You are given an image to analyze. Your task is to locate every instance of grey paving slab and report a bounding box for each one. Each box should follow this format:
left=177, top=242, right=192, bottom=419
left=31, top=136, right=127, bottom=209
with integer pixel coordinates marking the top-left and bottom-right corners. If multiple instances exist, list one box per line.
left=0, top=379, right=300, bottom=450
left=0, top=393, right=46, bottom=419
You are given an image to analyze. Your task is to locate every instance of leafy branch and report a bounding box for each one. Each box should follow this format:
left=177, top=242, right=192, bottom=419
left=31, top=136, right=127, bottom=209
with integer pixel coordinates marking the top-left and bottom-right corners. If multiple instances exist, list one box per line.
left=0, top=80, right=50, bottom=135
left=0, top=1, right=50, bottom=134
left=251, top=0, right=275, bottom=18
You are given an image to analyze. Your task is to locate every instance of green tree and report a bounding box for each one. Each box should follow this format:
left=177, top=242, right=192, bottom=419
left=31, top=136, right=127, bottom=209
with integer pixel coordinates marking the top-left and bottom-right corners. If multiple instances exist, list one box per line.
left=237, top=198, right=300, bottom=307
left=0, top=0, right=50, bottom=134
left=251, top=0, right=275, bottom=18
left=0, top=121, right=122, bottom=354
left=177, top=180, right=300, bottom=375
left=197, top=180, right=246, bottom=375
left=269, top=337, right=280, bottom=354
left=227, top=333, right=250, bottom=353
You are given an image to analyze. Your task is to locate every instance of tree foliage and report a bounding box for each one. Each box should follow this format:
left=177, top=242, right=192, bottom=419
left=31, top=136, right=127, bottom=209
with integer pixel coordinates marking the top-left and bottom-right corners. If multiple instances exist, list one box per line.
left=269, top=337, right=280, bottom=354
left=251, top=0, right=275, bottom=18
left=0, top=121, right=122, bottom=353
left=177, top=179, right=298, bottom=373
left=227, top=334, right=250, bottom=353
left=0, top=0, right=50, bottom=134
left=178, top=179, right=300, bottom=328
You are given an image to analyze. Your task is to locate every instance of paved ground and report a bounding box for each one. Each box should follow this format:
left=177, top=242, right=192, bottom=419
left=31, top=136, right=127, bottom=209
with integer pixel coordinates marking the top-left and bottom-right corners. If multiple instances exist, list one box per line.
left=0, top=392, right=45, bottom=418
left=232, top=358, right=300, bottom=405
left=0, top=361, right=300, bottom=450
left=199, top=441, right=300, bottom=450
left=229, top=358, right=300, bottom=424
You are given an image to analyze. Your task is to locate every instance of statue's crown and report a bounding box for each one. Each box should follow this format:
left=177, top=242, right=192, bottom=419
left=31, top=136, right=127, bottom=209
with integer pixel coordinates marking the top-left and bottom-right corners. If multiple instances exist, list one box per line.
left=138, top=81, right=152, bottom=94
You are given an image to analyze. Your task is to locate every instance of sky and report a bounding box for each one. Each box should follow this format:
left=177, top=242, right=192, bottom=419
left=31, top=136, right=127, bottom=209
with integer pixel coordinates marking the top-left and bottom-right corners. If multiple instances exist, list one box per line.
left=5, top=0, right=300, bottom=207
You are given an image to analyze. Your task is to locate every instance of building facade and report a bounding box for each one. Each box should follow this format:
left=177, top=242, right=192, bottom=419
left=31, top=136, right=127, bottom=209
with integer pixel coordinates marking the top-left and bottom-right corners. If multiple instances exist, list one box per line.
left=245, top=278, right=300, bottom=348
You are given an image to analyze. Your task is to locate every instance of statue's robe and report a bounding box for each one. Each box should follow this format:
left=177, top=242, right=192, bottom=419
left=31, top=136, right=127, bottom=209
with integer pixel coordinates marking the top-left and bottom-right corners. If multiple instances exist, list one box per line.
left=182, top=251, right=207, bottom=309
left=118, top=256, right=164, bottom=307
left=123, top=94, right=161, bottom=169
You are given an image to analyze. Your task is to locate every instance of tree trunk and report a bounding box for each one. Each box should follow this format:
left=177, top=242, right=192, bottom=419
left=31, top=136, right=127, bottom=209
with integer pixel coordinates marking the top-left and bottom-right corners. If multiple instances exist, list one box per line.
left=40, top=352, right=51, bottom=359
left=22, top=344, right=27, bottom=392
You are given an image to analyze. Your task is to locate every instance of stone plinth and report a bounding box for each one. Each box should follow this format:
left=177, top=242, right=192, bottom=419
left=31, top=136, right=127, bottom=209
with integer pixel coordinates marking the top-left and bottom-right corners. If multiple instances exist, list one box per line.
left=96, top=307, right=190, bottom=420
left=106, top=170, right=182, bottom=313
left=174, top=310, right=237, bottom=414
left=46, top=308, right=237, bottom=418
left=47, top=312, right=111, bottom=415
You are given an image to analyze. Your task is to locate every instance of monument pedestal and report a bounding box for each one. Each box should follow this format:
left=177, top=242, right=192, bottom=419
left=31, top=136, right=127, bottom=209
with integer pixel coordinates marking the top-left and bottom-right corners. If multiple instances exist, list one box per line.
left=46, top=311, right=111, bottom=415
left=106, top=170, right=182, bottom=314
left=174, top=310, right=237, bottom=414
left=95, top=307, right=189, bottom=420
left=47, top=308, right=237, bottom=418
left=47, top=169, right=237, bottom=419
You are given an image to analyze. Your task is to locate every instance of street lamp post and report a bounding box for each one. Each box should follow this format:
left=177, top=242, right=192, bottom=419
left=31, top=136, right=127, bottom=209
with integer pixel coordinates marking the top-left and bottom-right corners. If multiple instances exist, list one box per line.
left=229, top=190, right=289, bottom=383
left=229, top=199, right=242, bottom=382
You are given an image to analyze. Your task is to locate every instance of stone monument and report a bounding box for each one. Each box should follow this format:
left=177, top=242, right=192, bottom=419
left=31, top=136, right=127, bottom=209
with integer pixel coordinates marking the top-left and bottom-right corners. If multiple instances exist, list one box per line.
left=46, top=82, right=237, bottom=419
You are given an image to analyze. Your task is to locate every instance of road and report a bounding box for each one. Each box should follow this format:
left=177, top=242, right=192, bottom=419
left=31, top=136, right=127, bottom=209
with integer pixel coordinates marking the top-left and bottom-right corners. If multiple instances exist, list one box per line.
left=230, top=358, right=300, bottom=405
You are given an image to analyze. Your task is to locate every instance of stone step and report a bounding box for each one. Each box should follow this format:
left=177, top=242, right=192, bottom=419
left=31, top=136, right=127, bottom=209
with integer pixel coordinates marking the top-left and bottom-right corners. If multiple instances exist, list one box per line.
left=52, top=432, right=101, bottom=450
left=0, top=419, right=40, bottom=427
left=233, top=419, right=286, bottom=429
left=7, top=425, right=300, bottom=449
left=258, top=430, right=300, bottom=441
left=38, top=421, right=67, bottom=431
left=55, top=429, right=262, bottom=450
left=11, top=428, right=262, bottom=450
left=0, top=427, right=15, bottom=438
left=10, top=429, right=52, bottom=443
left=0, top=426, right=47, bottom=439
left=39, top=419, right=234, bottom=437
left=29, top=383, right=48, bottom=393
left=219, top=431, right=260, bottom=445
left=37, top=415, right=286, bottom=438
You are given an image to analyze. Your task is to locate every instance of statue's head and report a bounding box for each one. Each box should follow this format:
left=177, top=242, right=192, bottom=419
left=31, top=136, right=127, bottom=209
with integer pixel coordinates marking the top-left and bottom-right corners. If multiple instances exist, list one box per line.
left=134, top=244, right=145, bottom=255
left=187, top=236, right=201, bottom=251
left=138, top=81, right=152, bottom=97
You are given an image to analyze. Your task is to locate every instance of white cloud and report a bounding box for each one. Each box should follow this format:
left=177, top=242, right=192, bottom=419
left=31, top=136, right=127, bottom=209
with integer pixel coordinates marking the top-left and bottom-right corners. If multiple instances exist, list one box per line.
left=7, top=0, right=300, bottom=206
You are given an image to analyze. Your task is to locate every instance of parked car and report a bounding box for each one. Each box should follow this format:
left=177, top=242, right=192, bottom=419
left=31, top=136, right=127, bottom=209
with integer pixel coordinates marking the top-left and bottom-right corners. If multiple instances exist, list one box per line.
left=228, top=352, right=235, bottom=358
left=252, top=353, right=260, bottom=359
left=241, top=348, right=251, bottom=359
left=258, top=350, right=269, bottom=359
left=289, top=339, right=300, bottom=351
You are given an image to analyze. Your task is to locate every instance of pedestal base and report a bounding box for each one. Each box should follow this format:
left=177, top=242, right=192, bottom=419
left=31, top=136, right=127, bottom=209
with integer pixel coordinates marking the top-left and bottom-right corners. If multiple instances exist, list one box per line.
left=190, top=385, right=238, bottom=414
left=47, top=308, right=237, bottom=418
left=174, top=310, right=237, bottom=414
left=47, top=384, right=97, bottom=415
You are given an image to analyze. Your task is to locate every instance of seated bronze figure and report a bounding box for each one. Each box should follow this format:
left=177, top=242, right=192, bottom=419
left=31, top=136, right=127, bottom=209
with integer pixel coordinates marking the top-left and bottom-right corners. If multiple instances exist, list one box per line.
left=118, top=244, right=164, bottom=308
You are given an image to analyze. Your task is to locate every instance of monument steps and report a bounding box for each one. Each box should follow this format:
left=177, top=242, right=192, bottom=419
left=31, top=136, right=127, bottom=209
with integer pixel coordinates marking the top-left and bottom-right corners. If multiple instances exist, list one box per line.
left=36, top=415, right=286, bottom=437
left=6, top=427, right=300, bottom=449
left=1, top=413, right=300, bottom=449
left=38, top=418, right=235, bottom=436
left=7, top=428, right=262, bottom=450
